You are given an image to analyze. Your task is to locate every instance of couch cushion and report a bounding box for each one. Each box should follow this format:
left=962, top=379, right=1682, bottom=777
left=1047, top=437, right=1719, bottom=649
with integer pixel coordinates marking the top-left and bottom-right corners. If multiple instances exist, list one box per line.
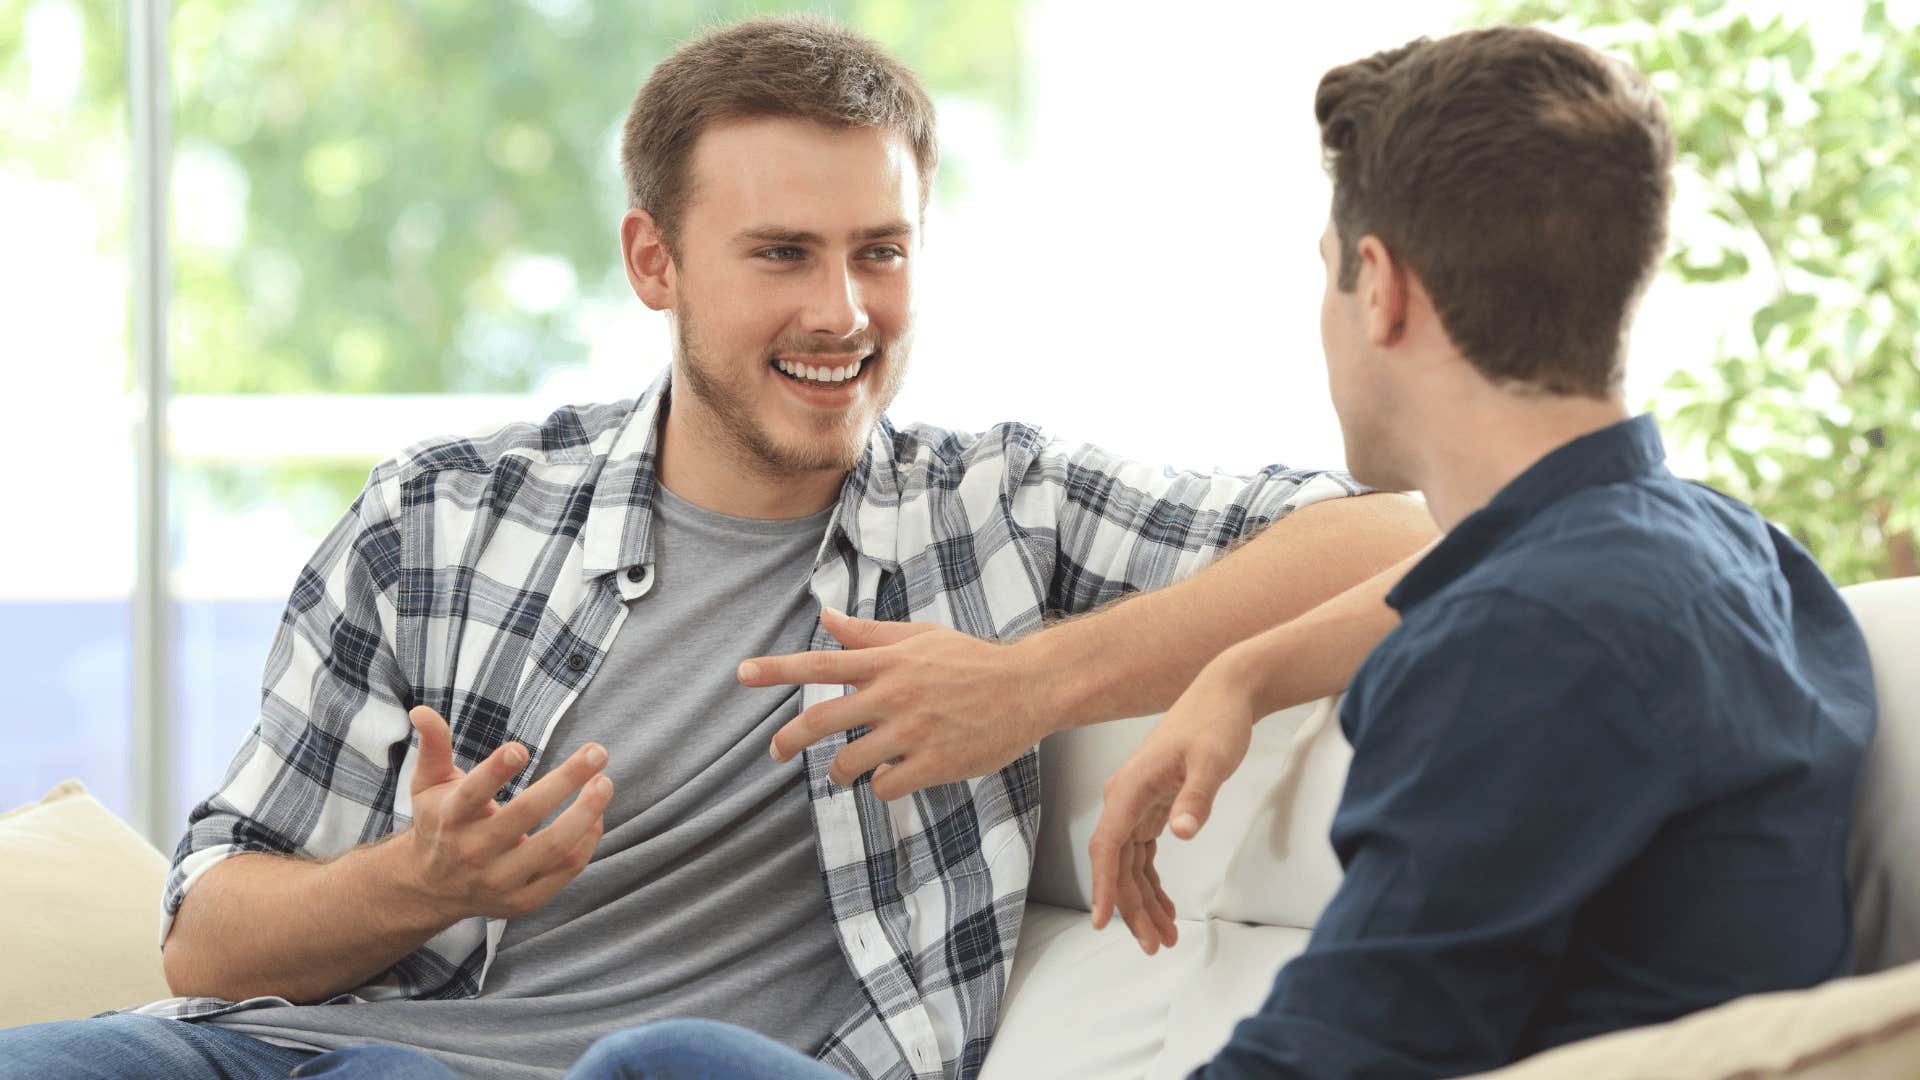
left=982, top=902, right=1310, bottom=1080
left=1841, top=576, right=1920, bottom=974
left=0, top=781, right=173, bottom=1027
left=1472, top=956, right=1920, bottom=1079
left=1028, top=696, right=1349, bottom=929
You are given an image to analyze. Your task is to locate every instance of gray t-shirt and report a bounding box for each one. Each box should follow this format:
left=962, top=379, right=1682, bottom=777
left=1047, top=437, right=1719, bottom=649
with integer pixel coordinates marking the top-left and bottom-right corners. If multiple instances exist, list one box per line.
left=211, top=486, right=868, bottom=1078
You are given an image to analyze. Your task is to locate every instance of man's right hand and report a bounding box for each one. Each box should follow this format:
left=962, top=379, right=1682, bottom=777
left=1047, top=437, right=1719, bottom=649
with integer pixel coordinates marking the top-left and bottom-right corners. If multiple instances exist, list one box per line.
left=399, top=705, right=613, bottom=921
left=1089, top=655, right=1258, bottom=954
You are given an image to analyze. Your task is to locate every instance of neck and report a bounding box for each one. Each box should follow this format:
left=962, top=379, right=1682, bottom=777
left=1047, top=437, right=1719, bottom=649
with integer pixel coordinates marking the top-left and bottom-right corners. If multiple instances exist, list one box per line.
left=656, top=395, right=849, bottom=521
left=1412, top=387, right=1632, bottom=533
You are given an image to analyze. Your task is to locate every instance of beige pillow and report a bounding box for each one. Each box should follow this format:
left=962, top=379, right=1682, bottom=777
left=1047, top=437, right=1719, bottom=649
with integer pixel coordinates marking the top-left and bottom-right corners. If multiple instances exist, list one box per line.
left=1472, top=958, right=1920, bottom=1079
left=0, top=781, right=174, bottom=1028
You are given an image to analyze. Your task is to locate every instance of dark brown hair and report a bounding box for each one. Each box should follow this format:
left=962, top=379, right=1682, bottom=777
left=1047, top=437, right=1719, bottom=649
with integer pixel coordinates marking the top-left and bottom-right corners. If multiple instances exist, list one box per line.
left=620, top=16, right=938, bottom=251
left=1315, top=27, right=1674, bottom=397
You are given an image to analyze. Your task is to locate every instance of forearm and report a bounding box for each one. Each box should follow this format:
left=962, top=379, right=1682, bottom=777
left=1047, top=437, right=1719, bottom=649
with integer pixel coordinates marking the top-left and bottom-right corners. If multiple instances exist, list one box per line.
left=1213, top=542, right=1431, bottom=717
left=1024, top=492, right=1435, bottom=730
left=162, top=834, right=451, bottom=1003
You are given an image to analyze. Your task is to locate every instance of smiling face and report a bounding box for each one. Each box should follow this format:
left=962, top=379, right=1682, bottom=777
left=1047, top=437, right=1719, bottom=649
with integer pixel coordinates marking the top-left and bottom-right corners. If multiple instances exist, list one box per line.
left=662, top=117, right=919, bottom=477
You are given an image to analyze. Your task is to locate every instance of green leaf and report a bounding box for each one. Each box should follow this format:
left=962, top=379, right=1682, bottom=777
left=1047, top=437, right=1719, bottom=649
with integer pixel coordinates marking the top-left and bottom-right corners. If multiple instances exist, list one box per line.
left=1752, top=293, right=1820, bottom=346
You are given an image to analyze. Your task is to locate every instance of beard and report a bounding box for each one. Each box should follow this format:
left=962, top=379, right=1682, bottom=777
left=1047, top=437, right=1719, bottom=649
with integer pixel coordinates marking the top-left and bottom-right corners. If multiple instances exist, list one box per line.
left=670, top=296, right=911, bottom=479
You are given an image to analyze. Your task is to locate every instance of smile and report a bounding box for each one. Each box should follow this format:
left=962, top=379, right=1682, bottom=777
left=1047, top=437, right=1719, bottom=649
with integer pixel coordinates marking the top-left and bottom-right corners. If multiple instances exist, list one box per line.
left=771, top=355, right=870, bottom=388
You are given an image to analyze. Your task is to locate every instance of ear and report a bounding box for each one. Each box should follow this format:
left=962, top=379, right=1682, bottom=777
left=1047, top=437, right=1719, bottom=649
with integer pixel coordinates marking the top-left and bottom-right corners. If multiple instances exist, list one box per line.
left=1356, top=235, right=1410, bottom=349
left=620, top=208, right=675, bottom=312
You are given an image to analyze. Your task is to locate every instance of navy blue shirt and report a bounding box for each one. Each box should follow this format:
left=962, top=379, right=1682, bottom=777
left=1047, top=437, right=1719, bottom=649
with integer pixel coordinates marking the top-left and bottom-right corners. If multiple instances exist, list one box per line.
left=1198, top=415, right=1876, bottom=1080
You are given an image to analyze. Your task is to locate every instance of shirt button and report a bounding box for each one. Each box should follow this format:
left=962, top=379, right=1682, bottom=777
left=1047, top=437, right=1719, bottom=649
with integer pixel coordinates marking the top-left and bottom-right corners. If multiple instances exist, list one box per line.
left=626, top=565, right=647, bottom=583
left=567, top=653, right=588, bottom=673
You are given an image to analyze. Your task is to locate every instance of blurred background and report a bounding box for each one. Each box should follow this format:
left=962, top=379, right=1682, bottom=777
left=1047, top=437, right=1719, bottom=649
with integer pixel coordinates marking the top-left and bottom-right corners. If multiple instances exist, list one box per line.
left=2, top=0, right=1915, bottom=845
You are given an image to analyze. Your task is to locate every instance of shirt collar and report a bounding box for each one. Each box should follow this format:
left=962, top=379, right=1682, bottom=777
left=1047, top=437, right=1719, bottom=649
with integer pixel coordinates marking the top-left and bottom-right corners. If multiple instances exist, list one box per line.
left=579, top=367, right=904, bottom=581
left=1387, top=413, right=1667, bottom=612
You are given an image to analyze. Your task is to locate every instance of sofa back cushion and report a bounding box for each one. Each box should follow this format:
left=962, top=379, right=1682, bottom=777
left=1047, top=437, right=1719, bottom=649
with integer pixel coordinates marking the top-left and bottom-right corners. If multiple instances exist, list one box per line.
left=1841, top=576, right=1920, bottom=974
left=1029, top=695, right=1349, bottom=929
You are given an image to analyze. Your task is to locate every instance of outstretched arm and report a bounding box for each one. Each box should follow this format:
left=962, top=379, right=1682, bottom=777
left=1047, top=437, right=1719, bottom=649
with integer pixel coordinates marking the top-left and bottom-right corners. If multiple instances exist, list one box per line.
left=748, top=492, right=1435, bottom=799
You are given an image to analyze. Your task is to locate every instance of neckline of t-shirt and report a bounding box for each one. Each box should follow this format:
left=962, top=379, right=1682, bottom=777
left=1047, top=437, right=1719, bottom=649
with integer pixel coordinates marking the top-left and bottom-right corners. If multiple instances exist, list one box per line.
left=651, top=482, right=838, bottom=538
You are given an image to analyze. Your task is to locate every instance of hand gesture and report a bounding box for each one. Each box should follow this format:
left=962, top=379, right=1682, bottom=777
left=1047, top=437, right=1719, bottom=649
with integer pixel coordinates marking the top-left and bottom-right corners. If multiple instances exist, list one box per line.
left=747, top=608, right=1052, bottom=801
left=1089, top=659, right=1257, bottom=954
left=399, top=705, right=613, bottom=920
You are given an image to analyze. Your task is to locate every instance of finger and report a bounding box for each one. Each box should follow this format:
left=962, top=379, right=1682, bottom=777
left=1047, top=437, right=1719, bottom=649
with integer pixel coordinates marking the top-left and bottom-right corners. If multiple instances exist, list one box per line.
left=827, top=729, right=905, bottom=788
left=497, top=773, right=612, bottom=885
left=444, top=740, right=530, bottom=821
left=737, top=648, right=878, bottom=689
left=1116, top=844, right=1155, bottom=954
left=1169, top=751, right=1233, bottom=840
left=1089, top=824, right=1124, bottom=931
left=1143, top=856, right=1179, bottom=928
left=408, top=706, right=460, bottom=794
left=1141, top=847, right=1179, bottom=948
left=869, top=760, right=938, bottom=802
left=770, top=693, right=885, bottom=763
left=490, top=742, right=609, bottom=838
left=506, top=801, right=607, bottom=912
left=820, top=607, right=938, bottom=649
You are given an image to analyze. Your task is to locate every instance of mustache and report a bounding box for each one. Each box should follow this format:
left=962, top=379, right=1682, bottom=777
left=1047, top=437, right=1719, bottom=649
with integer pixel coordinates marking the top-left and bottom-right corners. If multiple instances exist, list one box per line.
left=767, top=340, right=883, bottom=359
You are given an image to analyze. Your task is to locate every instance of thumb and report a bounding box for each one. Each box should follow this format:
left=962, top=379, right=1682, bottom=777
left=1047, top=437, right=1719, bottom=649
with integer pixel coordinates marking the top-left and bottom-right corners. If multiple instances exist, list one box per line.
left=408, top=705, right=460, bottom=793
left=821, top=607, right=934, bottom=649
left=1167, top=755, right=1230, bottom=841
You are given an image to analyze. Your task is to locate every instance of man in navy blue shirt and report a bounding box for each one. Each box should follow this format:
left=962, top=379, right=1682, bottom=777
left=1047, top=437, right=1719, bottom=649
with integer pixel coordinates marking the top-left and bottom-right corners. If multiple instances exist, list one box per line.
left=1090, top=24, right=1877, bottom=1080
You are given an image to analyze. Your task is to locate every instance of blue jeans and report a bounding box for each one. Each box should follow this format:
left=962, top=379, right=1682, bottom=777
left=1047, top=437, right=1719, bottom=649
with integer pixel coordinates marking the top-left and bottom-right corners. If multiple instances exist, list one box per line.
left=0, top=1014, right=317, bottom=1079
left=0, top=1015, right=847, bottom=1080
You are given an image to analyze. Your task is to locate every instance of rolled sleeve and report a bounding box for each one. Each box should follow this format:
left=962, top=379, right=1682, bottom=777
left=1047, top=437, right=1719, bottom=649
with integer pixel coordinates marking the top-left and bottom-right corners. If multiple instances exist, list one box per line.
left=161, top=467, right=414, bottom=947
left=1021, top=437, right=1366, bottom=615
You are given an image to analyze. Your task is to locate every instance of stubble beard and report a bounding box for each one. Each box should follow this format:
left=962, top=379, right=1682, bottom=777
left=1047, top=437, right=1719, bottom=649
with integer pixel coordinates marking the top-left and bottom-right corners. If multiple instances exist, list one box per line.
left=671, top=299, right=911, bottom=480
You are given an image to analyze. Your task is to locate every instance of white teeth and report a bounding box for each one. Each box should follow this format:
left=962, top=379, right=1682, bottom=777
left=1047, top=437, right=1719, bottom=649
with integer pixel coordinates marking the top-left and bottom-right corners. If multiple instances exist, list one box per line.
left=775, top=357, right=866, bottom=384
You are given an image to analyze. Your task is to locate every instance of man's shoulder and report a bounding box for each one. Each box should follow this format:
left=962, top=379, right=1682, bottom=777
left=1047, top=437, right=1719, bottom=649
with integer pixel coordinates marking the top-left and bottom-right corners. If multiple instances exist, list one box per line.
left=1413, top=477, right=1785, bottom=690
left=372, top=398, right=642, bottom=490
left=885, top=418, right=1050, bottom=470
left=1483, top=474, right=1775, bottom=618
left=877, top=419, right=1057, bottom=503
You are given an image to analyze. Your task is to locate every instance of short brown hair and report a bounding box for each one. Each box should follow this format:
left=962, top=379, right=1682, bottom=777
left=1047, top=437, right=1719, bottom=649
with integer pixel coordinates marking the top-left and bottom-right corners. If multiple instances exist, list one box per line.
left=620, top=16, right=939, bottom=250
left=1315, top=27, right=1674, bottom=397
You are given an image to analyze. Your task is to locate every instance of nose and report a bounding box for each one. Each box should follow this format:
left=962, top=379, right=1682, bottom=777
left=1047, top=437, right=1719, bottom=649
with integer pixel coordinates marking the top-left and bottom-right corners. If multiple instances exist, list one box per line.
left=801, top=261, right=870, bottom=341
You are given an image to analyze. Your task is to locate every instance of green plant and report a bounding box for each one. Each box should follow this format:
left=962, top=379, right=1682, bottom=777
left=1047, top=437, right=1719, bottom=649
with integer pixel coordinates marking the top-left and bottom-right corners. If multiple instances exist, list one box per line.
left=1471, top=0, right=1918, bottom=584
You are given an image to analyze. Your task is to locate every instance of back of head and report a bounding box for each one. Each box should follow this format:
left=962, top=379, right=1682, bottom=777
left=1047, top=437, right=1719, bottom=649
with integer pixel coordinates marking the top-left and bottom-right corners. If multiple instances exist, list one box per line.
left=1315, top=27, right=1675, bottom=398
left=620, top=16, right=939, bottom=251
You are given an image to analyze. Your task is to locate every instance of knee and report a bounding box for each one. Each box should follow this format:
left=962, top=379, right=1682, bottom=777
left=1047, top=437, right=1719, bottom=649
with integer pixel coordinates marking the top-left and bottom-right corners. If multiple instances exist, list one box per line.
left=291, top=1043, right=459, bottom=1079
left=0, top=1014, right=169, bottom=1077
left=575, top=1019, right=740, bottom=1077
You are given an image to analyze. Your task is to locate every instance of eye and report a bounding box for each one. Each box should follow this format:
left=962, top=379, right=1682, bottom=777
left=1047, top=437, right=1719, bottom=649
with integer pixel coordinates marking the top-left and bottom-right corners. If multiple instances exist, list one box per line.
left=861, top=245, right=905, bottom=263
left=756, top=246, right=805, bottom=263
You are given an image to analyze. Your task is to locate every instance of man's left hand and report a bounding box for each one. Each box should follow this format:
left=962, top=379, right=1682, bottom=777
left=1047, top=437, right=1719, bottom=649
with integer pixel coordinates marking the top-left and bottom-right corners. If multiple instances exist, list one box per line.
left=743, top=609, right=1054, bottom=800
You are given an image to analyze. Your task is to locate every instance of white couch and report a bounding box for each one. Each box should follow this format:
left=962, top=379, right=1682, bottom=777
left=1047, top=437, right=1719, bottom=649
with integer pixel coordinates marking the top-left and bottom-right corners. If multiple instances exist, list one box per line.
left=6, top=579, right=1917, bottom=1076
left=979, top=576, right=1920, bottom=1078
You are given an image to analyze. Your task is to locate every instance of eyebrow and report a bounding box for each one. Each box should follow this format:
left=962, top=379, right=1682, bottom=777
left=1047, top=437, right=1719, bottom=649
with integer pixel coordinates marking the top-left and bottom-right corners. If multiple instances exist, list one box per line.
left=735, top=222, right=915, bottom=246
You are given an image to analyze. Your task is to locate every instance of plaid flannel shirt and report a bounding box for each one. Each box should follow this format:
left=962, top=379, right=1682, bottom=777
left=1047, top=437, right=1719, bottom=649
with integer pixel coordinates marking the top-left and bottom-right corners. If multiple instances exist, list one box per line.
left=128, top=369, right=1362, bottom=1079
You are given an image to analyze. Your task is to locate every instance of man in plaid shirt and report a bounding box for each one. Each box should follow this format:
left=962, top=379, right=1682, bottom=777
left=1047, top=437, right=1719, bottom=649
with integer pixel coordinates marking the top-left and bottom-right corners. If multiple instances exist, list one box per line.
left=0, top=15, right=1431, bottom=1080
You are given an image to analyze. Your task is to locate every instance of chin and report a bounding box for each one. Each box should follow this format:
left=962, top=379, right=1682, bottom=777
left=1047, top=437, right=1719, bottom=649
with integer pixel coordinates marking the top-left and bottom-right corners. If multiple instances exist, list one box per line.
left=758, top=408, right=875, bottom=474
